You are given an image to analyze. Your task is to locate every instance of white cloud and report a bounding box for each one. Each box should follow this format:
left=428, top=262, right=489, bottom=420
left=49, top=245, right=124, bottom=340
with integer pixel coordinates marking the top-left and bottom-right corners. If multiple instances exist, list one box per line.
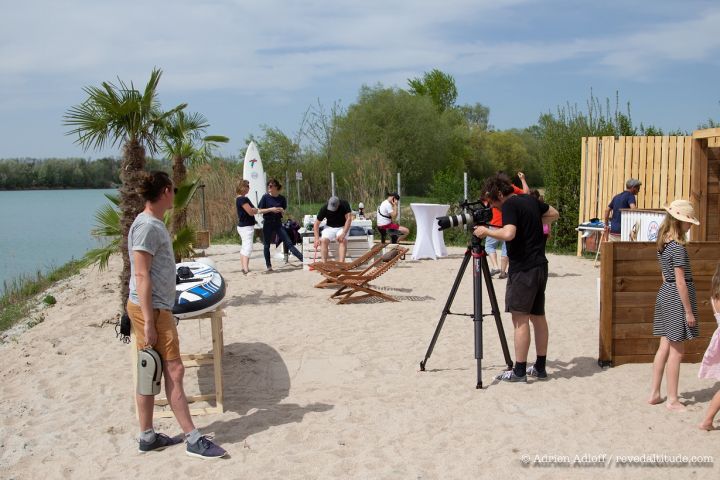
left=0, top=0, right=718, bottom=109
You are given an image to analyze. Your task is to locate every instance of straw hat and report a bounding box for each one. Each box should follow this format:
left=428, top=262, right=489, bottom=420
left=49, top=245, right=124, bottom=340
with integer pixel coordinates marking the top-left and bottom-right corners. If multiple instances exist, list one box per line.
left=664, top=199, right=700, bottom=225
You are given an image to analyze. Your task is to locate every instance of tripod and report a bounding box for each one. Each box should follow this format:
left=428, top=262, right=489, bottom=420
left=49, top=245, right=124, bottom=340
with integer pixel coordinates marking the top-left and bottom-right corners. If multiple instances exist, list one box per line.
left=419, top=234, right=513, bottom=389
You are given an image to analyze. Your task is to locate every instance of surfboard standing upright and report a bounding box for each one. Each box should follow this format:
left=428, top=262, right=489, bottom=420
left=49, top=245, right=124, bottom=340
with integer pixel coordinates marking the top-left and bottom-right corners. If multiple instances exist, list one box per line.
left=243, top=141, right=266, bottom=228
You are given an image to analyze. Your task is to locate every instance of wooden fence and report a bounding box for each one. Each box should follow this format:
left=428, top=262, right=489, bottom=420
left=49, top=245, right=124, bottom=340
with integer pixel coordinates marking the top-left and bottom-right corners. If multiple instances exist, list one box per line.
left=579, top=135, right=694, bottom=224
left=599, top=241, right=717, bottom=366
left=578, top=131, right=720, bottom=254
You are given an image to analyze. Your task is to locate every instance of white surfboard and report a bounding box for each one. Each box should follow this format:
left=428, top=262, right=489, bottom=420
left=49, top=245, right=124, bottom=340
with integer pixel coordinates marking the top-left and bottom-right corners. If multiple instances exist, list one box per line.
left=243, top=141, right=266, bottom=228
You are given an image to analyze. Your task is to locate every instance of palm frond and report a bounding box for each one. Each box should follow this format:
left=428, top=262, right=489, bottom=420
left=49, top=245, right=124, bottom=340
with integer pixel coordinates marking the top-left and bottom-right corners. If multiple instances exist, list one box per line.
left=91, top=203, right=121, bottom=238
left=82, top=238, right=121, bottom=271
left=173, top=178, right=201, bottom=212
left=173, top=225, right=196, bottom=261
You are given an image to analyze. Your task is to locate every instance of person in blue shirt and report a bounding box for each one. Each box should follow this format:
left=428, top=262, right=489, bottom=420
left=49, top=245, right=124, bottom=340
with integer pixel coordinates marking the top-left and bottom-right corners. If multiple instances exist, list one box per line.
left=604, top=178, right=642, bottom=241
left=258, top=178, right=303, bottom=271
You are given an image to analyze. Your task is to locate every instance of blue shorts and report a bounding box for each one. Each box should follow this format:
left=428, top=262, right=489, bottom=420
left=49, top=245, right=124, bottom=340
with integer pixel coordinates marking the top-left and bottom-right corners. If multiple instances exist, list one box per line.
left=484, top=227, right=506, bottom=256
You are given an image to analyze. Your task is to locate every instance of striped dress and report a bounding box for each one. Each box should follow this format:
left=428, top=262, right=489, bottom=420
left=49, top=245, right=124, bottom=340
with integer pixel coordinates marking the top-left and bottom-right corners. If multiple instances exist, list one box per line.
left=653, top=240, right=699, bottom=342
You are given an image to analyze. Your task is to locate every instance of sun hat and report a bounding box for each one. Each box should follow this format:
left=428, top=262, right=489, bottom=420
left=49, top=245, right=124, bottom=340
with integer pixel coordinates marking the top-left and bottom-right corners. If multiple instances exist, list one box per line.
left=327, top=196, right=340, bottom=212
left=664, top=199, right=700, bottom=225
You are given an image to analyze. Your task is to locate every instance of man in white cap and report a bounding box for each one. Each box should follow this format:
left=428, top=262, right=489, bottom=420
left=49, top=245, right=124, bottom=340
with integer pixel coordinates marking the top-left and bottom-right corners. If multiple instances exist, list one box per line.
left=604, top=178, right=642, bottom=241
left=313, top=196, right=353, bottom=262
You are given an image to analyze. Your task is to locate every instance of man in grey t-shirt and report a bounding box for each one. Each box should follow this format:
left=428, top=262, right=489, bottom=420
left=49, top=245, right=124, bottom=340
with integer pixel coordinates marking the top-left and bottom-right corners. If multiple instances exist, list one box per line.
left=128, top=212, right=176, bottom=310
left=127, top=171, right=226, bottom=459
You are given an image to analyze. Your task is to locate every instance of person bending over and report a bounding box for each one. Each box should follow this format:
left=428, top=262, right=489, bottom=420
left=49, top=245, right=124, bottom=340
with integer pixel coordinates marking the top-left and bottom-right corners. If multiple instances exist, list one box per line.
left=473, top=173, right=559, bottom=383
left=313, top=196, right=353, bottom=263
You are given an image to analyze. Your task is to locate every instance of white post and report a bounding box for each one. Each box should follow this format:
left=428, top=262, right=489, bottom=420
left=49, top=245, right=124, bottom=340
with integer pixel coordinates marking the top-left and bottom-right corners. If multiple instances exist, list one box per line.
left=463, top=172, right=468, bottom=201
left=285, top=171, right=290, bottom=203
left=397, top=172, right=401, bottom=221
left=331, top=172, right=336, bottom=197
left=463, top=172, right=468, bottom=230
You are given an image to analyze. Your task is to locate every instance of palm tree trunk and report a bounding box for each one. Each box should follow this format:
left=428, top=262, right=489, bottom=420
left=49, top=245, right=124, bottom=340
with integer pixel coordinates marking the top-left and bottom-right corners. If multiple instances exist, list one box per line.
left=119, top=139, right=147, bottom=311
left=171, top=155, right=187, bottom=262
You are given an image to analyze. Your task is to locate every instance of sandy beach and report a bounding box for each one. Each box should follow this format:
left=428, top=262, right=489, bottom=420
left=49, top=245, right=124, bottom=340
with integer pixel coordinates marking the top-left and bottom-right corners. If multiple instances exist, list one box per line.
left=2, top=244, right=720, bottom=479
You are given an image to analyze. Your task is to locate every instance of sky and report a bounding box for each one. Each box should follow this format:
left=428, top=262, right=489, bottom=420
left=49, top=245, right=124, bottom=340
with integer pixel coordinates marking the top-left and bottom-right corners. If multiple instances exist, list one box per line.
left=0, top=0, right=718, bottom=159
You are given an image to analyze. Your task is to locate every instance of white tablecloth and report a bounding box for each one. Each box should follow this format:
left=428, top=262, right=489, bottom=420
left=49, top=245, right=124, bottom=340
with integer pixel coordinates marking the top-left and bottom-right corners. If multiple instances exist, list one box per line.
left=411, top=203, right=449, bottom=260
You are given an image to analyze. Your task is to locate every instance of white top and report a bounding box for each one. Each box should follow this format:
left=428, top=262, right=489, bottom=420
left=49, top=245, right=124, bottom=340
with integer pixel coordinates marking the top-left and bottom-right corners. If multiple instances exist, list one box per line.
left=377, top=199, right=394, bottom=227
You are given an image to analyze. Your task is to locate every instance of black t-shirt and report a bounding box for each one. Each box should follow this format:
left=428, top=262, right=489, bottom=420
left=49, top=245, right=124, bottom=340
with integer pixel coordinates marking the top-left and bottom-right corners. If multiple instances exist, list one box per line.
left=236, top=196, right=257, bottom=227
left=258, top=194, right=287, bottom=225
left=317, top=200, right=352, bottom=228
left=501, top=194, right=550, bottom=274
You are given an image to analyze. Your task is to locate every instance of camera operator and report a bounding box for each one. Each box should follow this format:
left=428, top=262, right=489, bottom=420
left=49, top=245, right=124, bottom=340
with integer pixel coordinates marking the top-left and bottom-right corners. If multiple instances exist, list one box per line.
left=473, top=173, right=559, bottom=382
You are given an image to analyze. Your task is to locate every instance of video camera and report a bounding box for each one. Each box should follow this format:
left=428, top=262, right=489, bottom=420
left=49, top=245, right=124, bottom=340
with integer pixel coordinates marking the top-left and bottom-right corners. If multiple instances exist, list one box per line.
left=436, top=199, right=493, bottom=231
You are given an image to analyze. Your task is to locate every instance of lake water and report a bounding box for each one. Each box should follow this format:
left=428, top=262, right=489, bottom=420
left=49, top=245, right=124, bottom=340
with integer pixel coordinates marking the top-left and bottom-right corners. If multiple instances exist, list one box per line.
left=0, top=189, right=117, bottom=294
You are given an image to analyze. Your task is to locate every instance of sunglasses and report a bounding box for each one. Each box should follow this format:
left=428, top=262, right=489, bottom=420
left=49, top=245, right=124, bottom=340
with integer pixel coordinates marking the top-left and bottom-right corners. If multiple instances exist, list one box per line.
left=167, top=186, right=178, bottom=194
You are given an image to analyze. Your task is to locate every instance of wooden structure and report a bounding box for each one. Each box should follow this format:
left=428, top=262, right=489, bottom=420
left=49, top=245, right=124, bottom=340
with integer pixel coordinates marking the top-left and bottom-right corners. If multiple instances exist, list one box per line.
left=599, top=242, right=716, bottom=366
left=330, top=247, right=408, bottom=304
left=578, top=128, right=720, bottom=255
left=132, top=308, right=225, bottom=417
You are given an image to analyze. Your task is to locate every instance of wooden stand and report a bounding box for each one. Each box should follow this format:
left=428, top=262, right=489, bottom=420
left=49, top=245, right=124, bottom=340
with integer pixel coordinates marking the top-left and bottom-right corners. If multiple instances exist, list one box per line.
left=131, top=308, right=225, bottom=417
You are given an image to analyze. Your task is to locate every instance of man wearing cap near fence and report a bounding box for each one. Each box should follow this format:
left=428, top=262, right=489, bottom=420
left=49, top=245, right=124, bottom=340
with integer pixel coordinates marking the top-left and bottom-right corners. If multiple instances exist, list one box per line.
left=313, top=196, right=353, bottom=263
left=604, top=178, right=642, bottom=241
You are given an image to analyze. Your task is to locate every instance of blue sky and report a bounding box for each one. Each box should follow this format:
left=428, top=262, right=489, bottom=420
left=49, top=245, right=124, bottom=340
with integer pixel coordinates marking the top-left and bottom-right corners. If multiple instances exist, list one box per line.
left=1, top=0, right=718, bottom=159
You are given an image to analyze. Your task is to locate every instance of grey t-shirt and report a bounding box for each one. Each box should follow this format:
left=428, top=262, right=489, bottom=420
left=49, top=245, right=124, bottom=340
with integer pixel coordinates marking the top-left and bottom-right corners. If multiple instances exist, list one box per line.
left=128, top=212, right=176, bottom=310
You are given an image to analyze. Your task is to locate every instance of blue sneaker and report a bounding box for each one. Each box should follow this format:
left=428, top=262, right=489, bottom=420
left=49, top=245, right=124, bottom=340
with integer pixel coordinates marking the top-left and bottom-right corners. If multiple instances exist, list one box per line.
left=138, top=433, right=183, bottom=453
left=186, top=436, right=228, bottom=460
left=495, top=369, right=528, bottom=383
left=527, top=364, right=548, bottom=379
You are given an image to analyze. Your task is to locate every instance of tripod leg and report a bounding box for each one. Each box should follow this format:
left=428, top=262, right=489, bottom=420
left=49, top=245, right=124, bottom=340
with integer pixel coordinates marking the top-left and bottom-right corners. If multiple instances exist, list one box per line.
left=481, top=256, right=514, bottom=370
left=419, top=248, right=471, bottom=371
left=473, top=253, right=483, bottom=389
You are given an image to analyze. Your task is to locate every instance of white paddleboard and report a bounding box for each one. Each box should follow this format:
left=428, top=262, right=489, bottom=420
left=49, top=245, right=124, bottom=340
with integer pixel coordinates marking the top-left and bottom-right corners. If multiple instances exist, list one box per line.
left=243, top=141, right=266, bottom=228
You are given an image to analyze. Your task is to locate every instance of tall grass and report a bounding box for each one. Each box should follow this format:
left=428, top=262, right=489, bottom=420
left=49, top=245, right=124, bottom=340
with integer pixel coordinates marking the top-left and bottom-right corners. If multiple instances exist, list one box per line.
left=0, top=260, right=84, bottom=333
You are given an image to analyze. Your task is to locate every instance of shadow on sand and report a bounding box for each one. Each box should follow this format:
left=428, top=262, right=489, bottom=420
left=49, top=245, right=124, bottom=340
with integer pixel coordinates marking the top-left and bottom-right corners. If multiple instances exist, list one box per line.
left=192, top=342, right=333, bottom=444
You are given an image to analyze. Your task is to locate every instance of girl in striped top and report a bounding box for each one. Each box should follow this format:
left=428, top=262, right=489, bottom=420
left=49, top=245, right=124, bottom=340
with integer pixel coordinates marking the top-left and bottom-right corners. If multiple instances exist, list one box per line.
left=648, top=200, right=700, bottom=412
left=699, top=264, right=720, bottom=430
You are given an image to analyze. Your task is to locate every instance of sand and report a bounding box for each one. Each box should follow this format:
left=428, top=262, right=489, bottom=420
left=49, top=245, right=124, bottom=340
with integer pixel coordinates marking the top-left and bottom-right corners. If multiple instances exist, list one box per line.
left=1, top=244, right=719, bottom=479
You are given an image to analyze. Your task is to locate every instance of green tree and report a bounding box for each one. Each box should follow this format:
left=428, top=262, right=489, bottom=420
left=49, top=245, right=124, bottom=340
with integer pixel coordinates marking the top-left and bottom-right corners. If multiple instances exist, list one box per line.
left=407, top=69, right=458, bottom=113
left=538, top=93, right=636, bottom=250
left=456, top=103, right=490, bottom=130
left=160, top=110, right=228, bottom=242
left=64, top=68, right=185, bottom=309
left=333, top=84, right=465, bottom=195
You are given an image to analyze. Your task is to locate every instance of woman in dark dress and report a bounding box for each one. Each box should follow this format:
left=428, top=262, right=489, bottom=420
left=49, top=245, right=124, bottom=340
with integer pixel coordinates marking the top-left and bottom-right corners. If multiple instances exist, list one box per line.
left=258, top=179, right=303, bottom=271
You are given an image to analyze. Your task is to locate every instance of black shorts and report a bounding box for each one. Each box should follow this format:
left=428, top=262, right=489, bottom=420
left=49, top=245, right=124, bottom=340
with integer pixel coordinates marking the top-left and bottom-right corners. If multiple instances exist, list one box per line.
left=505, top=263, right=548, bottom=315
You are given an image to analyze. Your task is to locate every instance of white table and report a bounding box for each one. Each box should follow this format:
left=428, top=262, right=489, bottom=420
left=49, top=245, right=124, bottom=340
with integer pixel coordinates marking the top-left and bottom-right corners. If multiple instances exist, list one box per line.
left=411, top=203, right=449, bottom=260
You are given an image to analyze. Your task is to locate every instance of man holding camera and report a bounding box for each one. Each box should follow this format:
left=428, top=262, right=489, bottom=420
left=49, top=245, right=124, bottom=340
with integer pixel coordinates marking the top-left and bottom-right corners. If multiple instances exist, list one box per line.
left=473, top=173, right=559, bottom=382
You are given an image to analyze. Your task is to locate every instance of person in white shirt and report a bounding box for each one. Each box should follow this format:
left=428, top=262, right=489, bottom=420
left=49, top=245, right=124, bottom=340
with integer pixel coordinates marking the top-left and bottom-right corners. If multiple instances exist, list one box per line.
left=376, top=192, right=409, bottom=241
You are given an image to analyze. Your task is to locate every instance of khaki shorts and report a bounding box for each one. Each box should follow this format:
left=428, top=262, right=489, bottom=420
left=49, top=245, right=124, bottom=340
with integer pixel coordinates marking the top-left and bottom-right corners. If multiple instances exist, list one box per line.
left=608, top=233, right=621, bottom=242
left=126, top=301, right=181, bottom=361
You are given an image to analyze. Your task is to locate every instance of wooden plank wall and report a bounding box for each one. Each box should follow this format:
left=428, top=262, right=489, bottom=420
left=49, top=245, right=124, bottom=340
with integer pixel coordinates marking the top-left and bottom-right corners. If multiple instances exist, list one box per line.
left=578, top=136, right=697, bottom=255
left=599, top=242, right=718, bottom=366
left=579, top=136, right=694, bottom=225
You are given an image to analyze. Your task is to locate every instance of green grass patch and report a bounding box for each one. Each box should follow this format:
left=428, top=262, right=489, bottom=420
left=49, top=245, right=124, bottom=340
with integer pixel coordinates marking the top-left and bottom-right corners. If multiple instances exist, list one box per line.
left=0, top=259, right=84, bottom=333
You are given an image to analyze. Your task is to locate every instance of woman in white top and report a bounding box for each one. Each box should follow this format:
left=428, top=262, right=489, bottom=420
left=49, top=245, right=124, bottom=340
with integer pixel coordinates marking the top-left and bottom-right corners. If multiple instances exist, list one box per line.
left=376, top=192, right=409, bottom=241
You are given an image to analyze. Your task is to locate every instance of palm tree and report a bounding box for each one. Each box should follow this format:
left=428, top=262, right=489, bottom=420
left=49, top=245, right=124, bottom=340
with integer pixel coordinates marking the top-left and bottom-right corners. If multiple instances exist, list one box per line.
left=84, top=180, right=201, bottom=271
left=64, top=68, right=186, bottom=310
left=160, top=110, right=228, bottom=238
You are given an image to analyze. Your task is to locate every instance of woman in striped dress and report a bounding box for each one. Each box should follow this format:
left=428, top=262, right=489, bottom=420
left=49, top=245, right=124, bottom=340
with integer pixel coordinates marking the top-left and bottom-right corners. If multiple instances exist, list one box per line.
left=648, top=200, right=700, bottom=411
